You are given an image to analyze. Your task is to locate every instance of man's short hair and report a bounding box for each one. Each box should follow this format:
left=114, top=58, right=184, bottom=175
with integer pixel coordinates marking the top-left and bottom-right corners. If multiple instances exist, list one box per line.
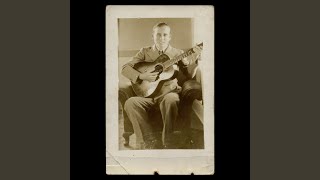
left=153, top=22, right=171, bottom=32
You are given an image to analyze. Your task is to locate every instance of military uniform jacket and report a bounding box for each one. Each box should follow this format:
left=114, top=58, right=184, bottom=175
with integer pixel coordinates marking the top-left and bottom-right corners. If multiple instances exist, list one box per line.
left=121, top=44, right=198, bottom=102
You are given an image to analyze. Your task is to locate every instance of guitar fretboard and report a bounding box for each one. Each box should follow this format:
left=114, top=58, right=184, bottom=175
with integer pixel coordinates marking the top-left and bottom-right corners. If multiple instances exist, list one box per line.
left=163, top=43, right=203, bottom=69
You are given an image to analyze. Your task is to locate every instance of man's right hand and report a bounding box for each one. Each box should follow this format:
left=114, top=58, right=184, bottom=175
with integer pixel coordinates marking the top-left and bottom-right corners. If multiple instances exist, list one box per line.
left=139, top=72, right=159, bottom=82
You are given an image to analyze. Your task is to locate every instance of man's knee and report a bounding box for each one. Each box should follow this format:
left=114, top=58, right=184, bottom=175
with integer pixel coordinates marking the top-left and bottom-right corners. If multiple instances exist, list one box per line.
left=161, top=93, right=180, bottom=107
left=124, top=97, right=143, bottom=111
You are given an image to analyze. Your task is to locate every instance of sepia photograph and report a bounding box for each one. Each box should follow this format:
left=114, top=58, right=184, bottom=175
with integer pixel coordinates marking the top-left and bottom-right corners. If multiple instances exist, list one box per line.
left=118, top=18, right=204, bottom=150
left=106, top=5, right=214, bottom=174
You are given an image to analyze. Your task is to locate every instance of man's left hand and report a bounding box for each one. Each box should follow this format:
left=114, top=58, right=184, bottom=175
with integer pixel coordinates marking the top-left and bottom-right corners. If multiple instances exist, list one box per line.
left=193, top=45, right=202, bottom=60
left=181, top=44, right=203, bottom=66
left=181, top=58, right=190, bottom=66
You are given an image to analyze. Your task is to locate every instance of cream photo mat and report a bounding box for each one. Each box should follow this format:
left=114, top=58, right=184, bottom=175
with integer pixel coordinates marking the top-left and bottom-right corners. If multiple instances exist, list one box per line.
left=106, top=5, right=215, bottom=174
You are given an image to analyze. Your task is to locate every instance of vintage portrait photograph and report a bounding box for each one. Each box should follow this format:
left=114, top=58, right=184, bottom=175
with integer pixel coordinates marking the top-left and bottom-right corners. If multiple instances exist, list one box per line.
left=118, top=18, right=204, bottom=150
left=106, top=5, right=214, bottom=174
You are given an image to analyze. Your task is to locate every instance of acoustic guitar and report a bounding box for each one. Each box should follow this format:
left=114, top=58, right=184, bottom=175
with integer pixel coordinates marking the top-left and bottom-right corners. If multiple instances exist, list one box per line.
left=131, top=43, right=203, bottom=98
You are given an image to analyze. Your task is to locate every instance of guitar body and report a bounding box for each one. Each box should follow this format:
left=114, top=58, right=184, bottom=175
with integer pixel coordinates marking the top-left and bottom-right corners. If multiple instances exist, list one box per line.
left=131, top=54, right=178, bottom=98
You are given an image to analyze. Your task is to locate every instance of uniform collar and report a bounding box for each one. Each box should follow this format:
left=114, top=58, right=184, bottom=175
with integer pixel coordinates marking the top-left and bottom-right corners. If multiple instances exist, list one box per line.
left=152, top=44, right=172, bottom=54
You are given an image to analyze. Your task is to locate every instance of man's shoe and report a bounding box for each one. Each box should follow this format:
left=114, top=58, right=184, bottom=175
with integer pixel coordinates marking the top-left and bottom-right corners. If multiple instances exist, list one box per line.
left=122, top=132, right=133, bottom=146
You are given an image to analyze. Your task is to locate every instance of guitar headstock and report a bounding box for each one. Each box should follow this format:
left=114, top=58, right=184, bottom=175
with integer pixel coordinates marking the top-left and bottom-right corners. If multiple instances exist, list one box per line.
left=196, top=42, right=203, bottom=50
left=191, top=42, right=203, bottom=54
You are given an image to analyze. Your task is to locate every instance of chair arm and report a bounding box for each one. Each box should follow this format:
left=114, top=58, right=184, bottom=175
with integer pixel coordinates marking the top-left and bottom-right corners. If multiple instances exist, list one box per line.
left=181, top=80, right=202, bottom=103
left=118, top=83, right=135, bottom=105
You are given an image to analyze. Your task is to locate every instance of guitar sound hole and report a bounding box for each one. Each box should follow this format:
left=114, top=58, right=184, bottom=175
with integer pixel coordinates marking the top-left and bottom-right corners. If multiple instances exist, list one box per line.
left=152, top=64, right=163, bottom=74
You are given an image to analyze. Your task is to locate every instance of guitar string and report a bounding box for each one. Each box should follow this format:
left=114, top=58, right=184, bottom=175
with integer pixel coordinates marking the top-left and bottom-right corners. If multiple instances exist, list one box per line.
left=163, top=48, right=194, bottom=69
left=162, top=43, right=203, bottom=68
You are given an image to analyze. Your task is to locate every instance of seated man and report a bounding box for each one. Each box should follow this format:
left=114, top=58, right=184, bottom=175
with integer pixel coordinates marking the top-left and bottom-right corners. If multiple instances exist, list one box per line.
left=122, top=22, right=202, bottom=149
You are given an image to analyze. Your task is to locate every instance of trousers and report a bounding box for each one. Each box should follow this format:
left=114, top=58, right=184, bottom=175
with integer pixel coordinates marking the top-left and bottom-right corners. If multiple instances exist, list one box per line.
left=124, top=92, right=180, bottom=146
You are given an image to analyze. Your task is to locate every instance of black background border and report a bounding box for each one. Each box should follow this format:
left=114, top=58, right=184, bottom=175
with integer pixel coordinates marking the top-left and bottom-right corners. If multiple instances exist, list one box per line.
left=71, top=0, right=249, bottom=178
left=3, top=0, right=320, bottom=179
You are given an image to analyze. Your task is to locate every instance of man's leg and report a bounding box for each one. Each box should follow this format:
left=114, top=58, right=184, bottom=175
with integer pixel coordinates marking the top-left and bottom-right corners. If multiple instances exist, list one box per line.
left=124, top=97, right=161, bottom=149
left=159, top=92, right=180, bottom=148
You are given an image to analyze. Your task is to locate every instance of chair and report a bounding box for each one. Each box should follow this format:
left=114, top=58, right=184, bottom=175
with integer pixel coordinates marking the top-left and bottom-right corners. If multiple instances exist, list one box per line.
left=118, top=67, right=204, bottom=149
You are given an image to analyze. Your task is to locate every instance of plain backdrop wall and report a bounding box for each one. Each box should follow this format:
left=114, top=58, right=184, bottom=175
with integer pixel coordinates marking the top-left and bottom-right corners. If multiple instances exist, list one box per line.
left=118, top=18, right=193, bottom=55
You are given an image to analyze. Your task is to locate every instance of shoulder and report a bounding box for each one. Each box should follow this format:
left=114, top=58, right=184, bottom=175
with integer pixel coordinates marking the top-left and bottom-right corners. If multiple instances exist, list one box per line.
left=140, top=46, right=153, bottom=51
left=135, top=46, right=153, bottom=55
left=169, top=46, right=184, bottom=55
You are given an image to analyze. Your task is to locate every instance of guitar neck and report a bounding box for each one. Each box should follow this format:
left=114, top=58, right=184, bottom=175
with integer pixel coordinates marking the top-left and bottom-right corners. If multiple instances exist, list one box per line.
left=163, top=43, right=203, bottom=69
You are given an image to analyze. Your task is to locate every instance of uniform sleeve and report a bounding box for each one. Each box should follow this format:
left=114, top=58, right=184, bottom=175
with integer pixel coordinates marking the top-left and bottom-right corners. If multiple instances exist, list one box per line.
left=121, top=48, right=146, bottom=83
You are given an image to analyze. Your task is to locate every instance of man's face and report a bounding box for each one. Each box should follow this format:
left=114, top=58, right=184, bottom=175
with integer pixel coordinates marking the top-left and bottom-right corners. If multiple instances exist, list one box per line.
left=152, top=26, right=171, bottom=50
